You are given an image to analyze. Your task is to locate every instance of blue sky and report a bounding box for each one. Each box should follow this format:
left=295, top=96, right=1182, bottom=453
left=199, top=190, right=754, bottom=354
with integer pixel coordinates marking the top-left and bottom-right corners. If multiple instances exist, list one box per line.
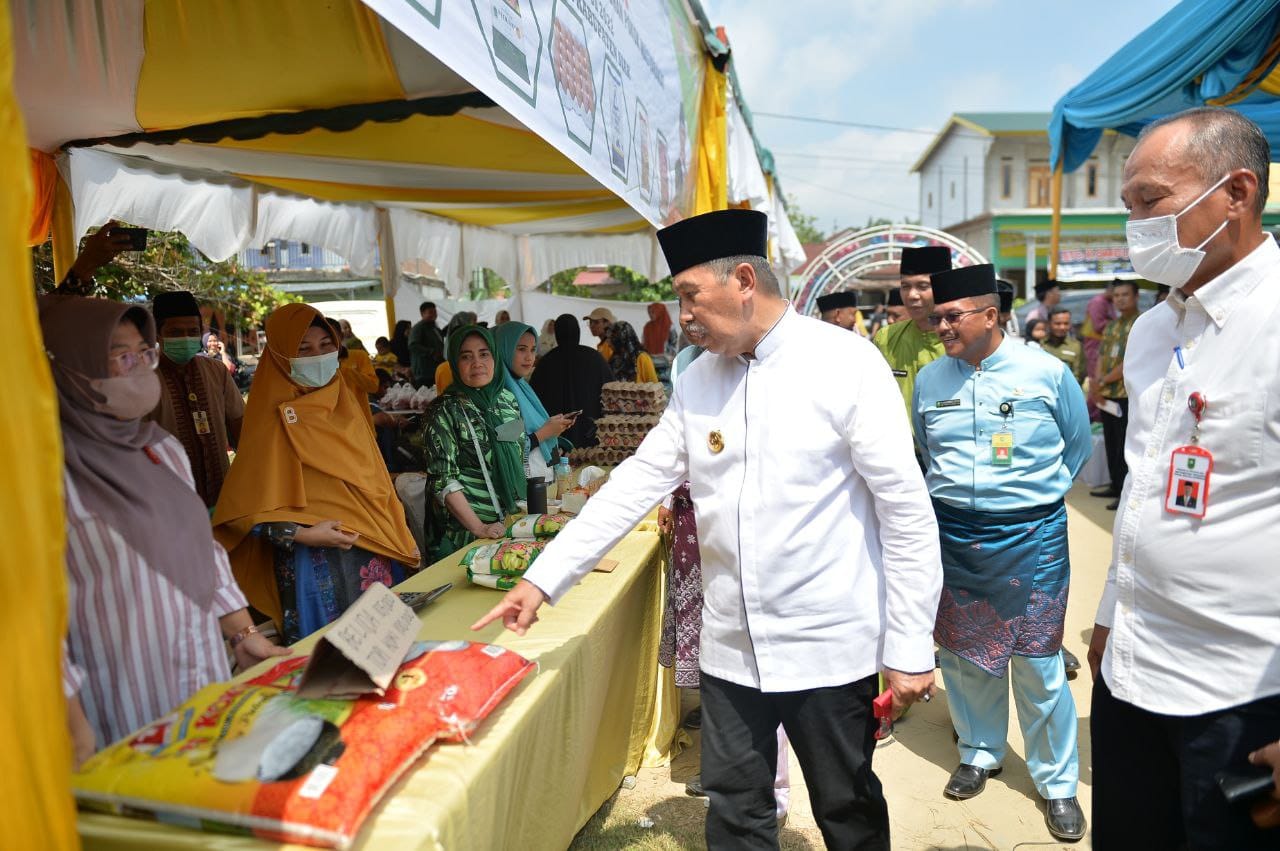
left=704, top=0, right=1179, bottom=236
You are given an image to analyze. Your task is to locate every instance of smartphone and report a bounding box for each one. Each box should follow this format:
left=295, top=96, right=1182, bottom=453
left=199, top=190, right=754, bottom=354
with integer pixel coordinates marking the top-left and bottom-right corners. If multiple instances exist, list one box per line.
left=113, top=226, right=148, bottom=251
left=564, top=409, right=583, bottom=419
left=1216, top=765, right=1275, bottom=805
left=398, top=583, right=453, bottom=611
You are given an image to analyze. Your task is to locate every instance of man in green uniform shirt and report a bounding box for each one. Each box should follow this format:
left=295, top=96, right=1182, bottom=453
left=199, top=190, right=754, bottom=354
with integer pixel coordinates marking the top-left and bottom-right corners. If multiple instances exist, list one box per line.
left=1089, top=280, right=1140, bottom=509
left=1041, top=307, right=1087, bottom=386
left=873, top=245, right=951, bottom=424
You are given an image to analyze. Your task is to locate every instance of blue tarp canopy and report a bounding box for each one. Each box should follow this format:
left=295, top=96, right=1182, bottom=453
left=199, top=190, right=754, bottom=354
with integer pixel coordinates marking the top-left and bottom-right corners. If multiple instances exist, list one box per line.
left=1050, top=0, right=1280, bottom=172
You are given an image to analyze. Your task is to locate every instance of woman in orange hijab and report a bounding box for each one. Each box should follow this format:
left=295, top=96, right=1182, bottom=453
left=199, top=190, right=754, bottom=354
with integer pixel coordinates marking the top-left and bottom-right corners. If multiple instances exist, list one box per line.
left=213, top=304, right=419, bottom=643
left=642, top=302, right=673, bottom=356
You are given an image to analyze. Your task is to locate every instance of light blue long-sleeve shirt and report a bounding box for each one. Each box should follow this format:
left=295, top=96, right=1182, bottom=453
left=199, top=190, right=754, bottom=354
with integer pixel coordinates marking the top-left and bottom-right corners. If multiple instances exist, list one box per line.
left=913, top=333, right=1092, bottom=511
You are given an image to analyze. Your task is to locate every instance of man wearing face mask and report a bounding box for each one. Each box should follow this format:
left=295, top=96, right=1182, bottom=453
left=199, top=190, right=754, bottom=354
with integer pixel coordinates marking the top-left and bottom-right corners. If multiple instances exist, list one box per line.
left=1088, top=107, right=1280, bottom=850
left=1088, top=280, right=1139, bottom=510
left=148, top=291, right=244, bottom=508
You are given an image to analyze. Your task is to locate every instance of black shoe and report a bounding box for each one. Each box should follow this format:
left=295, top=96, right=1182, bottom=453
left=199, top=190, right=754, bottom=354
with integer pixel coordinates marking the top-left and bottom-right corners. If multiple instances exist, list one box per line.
left=1062, top=648, right=1081, bottom=673
left=1044, top=796, right=1086, bottom=842
left=1090, top=486, right=1118, bottom=498
left=1106, top=499, right=1119, bottom=511
left=682, top=706, right=701, bottom=730
left=944, top=764, right=1001, bottom=800
left=685, top=775, right=706, bottom=797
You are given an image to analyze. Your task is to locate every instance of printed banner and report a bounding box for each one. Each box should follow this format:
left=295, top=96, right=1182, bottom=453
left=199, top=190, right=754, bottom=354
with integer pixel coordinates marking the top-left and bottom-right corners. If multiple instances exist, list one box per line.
left=365, top=0, right=706, bottom=226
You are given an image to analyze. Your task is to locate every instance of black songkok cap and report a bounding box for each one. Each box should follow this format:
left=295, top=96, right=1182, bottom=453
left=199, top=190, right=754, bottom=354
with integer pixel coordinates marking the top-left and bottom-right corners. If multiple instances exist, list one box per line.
left=930, top=264, right=997, bottom=306
left=898, top=245, right=951, bottom=276
left=657, top=209, right=768, bottom=277
left=816, top=290, right=859, bottom=312
left=1034, top=279, right=1060, bottom=299
left=152, top=290, right=202, bottom=325
left=887, top=288, right=904, bottom=307
left=996, top=280, right=1015, bottom=314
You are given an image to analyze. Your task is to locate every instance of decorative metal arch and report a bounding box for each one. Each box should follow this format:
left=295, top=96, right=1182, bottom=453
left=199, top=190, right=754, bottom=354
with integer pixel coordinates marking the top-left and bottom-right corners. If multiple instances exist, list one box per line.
left=791, top=224, right=989, bottom=316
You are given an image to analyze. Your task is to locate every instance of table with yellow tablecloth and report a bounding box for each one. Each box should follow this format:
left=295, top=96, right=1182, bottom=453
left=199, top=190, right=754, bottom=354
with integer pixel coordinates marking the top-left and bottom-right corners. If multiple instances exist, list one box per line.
left=77, top=519, right=685, bottom=851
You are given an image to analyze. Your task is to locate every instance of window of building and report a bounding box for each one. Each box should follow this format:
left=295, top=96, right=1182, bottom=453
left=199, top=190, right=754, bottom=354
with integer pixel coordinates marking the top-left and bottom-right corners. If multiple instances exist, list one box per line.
left=927, top=192, right=933, bottom=209
left=1000, top=160, right=1013, bottom=199
left=300, top=242, right=311, bottom=254
left=1028, top=164, right=1052, bottom=207
left=1086, top=162, right=1099, bottom=198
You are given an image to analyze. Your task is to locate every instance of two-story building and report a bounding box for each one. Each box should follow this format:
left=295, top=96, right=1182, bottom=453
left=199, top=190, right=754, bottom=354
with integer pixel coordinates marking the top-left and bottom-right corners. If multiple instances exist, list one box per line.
left=911, top=112, right=1138, bottom=296
left=911, top=111, right=1280, bottom=297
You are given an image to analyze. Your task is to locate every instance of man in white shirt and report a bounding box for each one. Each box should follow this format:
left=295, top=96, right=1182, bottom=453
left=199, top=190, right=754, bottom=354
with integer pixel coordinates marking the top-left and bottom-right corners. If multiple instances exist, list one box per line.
left=1089, top=106, right=1280, bottom=850
left=474, top=209, right=942, bottom=849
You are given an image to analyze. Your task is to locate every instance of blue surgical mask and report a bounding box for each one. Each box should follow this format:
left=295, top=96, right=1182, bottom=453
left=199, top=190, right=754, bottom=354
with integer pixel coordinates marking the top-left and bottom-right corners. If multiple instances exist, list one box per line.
left=289, top=351, right=340, bottom=387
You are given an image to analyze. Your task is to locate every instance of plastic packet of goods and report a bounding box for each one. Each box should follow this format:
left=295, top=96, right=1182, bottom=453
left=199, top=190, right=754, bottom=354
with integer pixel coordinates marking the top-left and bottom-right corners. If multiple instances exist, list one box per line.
left=73, top=642, right=535, bottom=848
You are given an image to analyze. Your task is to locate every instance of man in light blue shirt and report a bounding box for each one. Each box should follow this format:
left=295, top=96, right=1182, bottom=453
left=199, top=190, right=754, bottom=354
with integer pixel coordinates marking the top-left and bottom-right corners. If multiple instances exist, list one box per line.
left=913, top=263, right=1091, bottom=843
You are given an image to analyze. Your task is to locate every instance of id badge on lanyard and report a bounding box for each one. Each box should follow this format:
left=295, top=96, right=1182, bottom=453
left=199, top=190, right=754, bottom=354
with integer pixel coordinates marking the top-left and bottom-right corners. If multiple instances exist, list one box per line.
left=1165, top=392, right=1213, bottom=519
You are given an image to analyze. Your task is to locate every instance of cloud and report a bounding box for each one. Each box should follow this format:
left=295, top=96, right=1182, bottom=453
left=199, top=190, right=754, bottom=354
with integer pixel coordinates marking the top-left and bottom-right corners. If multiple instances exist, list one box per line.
left=772, top=127, right=926, bottom=234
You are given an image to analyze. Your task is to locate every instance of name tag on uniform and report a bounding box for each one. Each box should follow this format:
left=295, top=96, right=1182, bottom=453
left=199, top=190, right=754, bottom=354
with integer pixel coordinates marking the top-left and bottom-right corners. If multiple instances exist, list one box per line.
left=1165, top=445, right=1212, bottom=518
left=193, top=410, right=211, bottom=435
left=891, top=369, right=908, bottom=378
left=992, top=432, right=1014, bottom=466
left=935, top=399, right=960, bottom=408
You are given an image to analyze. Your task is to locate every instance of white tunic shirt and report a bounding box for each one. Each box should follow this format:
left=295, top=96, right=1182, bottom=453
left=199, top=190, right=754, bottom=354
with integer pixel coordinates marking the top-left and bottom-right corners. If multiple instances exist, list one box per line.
left=524, top=307, right=942, bottom=692
left=1096, top=236, right=1280, bottom=715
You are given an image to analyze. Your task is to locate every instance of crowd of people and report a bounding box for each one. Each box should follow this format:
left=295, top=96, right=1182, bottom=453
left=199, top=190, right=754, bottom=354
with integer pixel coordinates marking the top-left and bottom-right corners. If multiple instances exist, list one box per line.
left=474, top=107, right=1280, bottom=849
left=40, top=105, right=1278, bottom=849
left=44, top=238, right=676, bottom=770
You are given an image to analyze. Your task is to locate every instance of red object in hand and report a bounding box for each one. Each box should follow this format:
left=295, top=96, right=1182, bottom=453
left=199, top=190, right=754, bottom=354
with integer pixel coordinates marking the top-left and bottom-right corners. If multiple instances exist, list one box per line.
left=873, top=689, right=894, bottom=719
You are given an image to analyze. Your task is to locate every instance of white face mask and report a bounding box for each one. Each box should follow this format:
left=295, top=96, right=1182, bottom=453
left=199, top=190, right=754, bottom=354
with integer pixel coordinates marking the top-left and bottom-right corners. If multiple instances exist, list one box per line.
left=92, top=371, right=162, bottom=420
left=289, top=351, right=340, bottom=387
left=1125, top=174, right=1230, bottom=288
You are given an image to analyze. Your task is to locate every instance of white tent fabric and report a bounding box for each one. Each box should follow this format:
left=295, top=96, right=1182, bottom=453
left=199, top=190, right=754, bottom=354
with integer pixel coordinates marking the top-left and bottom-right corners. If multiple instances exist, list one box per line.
left=252, top=192, right=379, bottom=278
left=727, top=93, right=770, bottom=211
left=521, top=232, right=668, bottom=290
left=68, top=147, right=254, bottom=262
left=772, top=189, right=807, bottom=274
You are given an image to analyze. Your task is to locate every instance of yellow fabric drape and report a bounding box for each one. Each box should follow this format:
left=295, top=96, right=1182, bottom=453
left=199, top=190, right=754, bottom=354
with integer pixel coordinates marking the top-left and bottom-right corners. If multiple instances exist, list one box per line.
left=693, top=56, right=728, bottom=215
left=27, top=148, right=57, bottom=245
left=51, top=167, right=75, bottom=283
left=136, top=0, right=402, bottom=131
left=0, top=0, right=78, bottom=846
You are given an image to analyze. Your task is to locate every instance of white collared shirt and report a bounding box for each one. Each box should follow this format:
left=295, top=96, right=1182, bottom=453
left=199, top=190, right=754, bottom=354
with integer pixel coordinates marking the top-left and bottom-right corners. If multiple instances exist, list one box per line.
left=1096, top=236, right=1280, bottom=715
left=523, top=307, right=942, bottom=692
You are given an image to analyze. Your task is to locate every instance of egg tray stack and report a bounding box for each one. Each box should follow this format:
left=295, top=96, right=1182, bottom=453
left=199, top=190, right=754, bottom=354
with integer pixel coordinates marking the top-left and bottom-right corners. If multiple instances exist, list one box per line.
left=571, top=382, right=667, bottom=467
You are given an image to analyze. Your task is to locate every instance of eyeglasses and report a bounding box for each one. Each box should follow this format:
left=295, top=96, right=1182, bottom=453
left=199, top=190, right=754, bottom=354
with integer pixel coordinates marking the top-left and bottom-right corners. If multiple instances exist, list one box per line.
left=927, top=308, right=989, bottom=328
left=110, top=345, right=159, bottom=373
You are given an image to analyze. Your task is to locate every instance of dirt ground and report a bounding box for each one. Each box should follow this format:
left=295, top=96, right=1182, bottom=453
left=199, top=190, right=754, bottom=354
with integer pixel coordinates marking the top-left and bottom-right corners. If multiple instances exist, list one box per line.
left=571, top=481, right=1115, bottom=850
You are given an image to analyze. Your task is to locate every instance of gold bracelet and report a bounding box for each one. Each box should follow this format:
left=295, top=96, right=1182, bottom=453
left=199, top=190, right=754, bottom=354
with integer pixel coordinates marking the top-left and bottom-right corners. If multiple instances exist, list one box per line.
left=230, top=624, right=260, bottom=649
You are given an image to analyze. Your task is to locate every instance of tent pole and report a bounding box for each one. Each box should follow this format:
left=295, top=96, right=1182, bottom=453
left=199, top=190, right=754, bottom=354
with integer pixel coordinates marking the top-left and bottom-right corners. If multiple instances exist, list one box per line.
left=50, top=169, right=75, bottom=283
left=1048, top=161, right=1063, bottom=281
left=377, top=209, right=397, bottom=336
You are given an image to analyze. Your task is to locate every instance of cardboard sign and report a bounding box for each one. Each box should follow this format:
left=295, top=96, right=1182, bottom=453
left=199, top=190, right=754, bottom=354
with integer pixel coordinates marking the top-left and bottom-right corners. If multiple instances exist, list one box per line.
left=295, top=583, right=420, bottom=699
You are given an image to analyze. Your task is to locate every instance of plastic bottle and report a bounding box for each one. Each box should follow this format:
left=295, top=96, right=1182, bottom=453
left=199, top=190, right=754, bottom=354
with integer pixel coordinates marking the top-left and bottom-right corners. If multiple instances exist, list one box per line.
left=554, top=457, right=573, bottom=499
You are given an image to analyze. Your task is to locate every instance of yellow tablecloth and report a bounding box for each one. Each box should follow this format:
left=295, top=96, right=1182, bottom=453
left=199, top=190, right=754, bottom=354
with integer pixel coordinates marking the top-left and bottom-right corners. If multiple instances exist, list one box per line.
left=78, top=521, right=684, bottom=850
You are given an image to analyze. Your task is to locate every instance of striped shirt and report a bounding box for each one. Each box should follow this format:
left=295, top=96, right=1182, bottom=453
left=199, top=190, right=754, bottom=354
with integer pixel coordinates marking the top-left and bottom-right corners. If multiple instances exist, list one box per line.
left=61, top=436, right=247, bottom=747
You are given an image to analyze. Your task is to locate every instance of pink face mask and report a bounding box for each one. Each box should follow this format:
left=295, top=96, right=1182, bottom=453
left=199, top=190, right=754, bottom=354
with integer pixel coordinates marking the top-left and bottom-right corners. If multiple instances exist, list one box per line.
left=89, top=371, right=161, bottom=420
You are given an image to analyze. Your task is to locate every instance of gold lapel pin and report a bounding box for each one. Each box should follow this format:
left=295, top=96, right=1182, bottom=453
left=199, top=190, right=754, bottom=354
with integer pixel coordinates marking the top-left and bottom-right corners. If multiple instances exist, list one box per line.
left=708, top=430, right=725, bottom=454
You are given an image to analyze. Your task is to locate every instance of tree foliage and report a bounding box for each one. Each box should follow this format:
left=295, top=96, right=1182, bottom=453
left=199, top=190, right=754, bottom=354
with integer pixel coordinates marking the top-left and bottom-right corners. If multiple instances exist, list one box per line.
left=31, top=228, right=299, bottom=328
left=547, top=266, right=675, bottom=302
left=786, top=194, right=827, bottom=244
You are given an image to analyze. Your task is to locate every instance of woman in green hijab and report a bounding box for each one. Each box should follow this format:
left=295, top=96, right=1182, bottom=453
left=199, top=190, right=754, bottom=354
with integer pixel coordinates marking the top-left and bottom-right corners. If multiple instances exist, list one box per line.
left=419, top=325, right=526, bottom=561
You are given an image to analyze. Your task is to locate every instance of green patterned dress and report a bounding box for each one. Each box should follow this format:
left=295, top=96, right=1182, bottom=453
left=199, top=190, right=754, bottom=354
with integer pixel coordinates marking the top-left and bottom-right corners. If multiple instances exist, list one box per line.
left=419, top=390, right=524, bottom=562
